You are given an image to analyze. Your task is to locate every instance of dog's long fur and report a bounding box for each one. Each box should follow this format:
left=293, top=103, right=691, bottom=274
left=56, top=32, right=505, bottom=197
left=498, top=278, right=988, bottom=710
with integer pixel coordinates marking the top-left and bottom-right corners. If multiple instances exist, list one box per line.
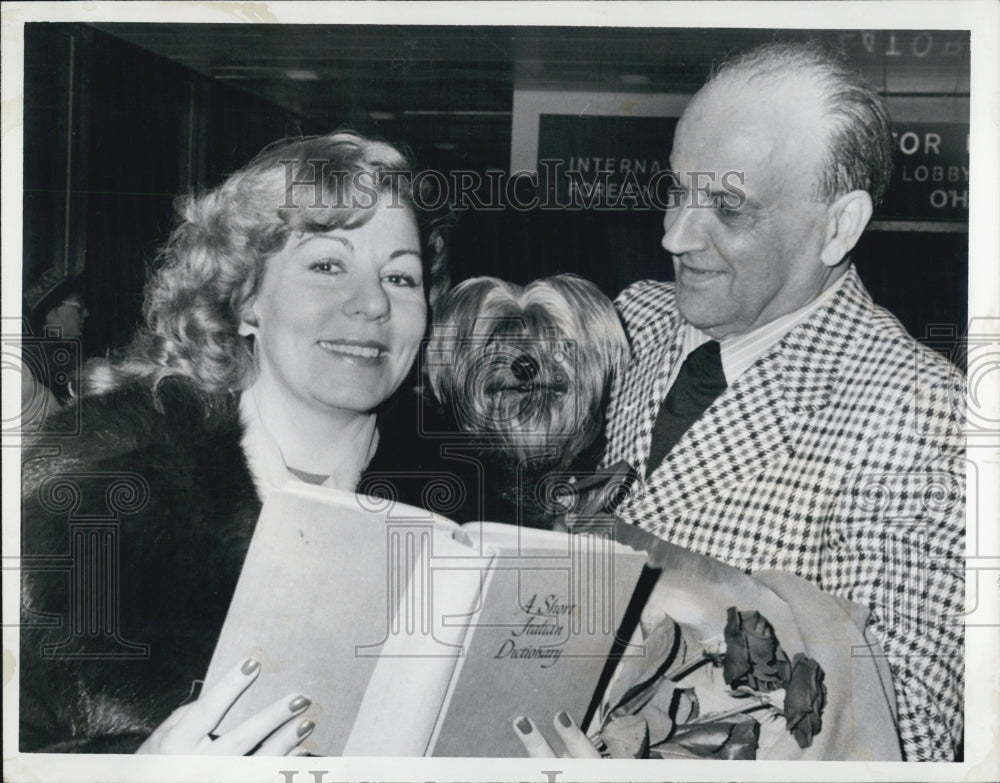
left=424, top=274, right=629, bottom=527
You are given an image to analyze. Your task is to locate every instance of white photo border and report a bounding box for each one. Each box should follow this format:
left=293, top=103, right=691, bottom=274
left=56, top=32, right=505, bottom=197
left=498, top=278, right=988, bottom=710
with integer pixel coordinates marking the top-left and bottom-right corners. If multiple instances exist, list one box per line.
left=2, top=2, right=997, bottom=782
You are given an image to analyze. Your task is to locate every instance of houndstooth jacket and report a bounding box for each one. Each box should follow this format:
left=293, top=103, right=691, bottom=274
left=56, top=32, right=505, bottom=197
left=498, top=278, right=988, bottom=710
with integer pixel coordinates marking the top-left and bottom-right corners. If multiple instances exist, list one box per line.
left=603, top=266, right=965, bottom=761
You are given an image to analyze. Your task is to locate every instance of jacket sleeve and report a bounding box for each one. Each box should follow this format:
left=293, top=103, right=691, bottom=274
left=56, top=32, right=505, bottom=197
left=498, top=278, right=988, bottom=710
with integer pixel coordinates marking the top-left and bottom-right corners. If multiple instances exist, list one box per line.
left=823, top=358, right=965, bottom=761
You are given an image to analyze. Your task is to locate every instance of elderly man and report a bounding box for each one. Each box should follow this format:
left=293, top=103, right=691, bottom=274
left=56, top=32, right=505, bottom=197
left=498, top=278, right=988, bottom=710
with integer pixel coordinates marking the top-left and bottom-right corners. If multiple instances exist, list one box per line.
left=602, top=43, right=965, bottom=761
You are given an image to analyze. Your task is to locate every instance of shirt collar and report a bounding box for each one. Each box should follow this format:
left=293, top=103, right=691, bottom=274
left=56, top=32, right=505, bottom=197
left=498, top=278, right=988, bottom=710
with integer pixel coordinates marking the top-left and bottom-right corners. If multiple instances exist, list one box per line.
left=238, top=389, right=379, bottom=502
left=680, top=270, right=850, bottom=383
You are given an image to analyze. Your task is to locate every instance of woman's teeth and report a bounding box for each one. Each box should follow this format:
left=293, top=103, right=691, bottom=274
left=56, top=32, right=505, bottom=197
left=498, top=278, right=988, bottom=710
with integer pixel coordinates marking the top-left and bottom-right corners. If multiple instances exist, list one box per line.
left=319, top=342, right=383, bottom=358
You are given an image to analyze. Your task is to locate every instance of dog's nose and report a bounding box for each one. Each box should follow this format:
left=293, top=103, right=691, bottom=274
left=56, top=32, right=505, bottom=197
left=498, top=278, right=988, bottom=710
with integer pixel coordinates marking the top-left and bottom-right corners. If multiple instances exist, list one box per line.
left=510, top=353, right=539, bottom=383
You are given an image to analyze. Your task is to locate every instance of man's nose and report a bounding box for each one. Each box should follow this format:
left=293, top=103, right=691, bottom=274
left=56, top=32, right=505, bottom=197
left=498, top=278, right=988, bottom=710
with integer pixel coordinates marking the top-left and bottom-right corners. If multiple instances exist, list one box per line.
left=662, top=203, right=708, bottom=255
left=344, top=275, right=390, bottom=320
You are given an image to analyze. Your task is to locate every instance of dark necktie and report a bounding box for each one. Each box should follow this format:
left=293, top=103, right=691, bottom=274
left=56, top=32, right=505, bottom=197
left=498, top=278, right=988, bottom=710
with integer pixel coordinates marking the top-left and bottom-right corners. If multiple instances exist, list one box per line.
left=646, top=340, right=727, bottom=477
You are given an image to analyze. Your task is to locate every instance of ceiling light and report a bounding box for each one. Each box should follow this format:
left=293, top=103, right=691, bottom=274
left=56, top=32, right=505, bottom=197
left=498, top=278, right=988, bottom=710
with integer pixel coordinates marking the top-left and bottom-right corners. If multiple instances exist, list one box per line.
left=285, top=69, right=318, bottom=81
left=369, top=111, right=397, bottom=121
left=434, top=142, right=457, bottom=151
left=619, top=74, right=651, bottom=86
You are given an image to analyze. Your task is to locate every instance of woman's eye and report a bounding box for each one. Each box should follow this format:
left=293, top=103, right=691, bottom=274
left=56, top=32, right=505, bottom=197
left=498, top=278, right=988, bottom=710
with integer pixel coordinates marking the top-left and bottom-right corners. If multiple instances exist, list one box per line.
left=309, top=259, right=345, bottom=274
left=382, top=272, right=421, bottom=288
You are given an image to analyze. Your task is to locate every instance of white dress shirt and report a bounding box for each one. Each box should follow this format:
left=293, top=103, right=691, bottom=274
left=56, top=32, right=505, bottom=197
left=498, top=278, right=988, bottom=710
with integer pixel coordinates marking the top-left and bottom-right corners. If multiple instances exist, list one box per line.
left=665, top=272, right=850, bottom=387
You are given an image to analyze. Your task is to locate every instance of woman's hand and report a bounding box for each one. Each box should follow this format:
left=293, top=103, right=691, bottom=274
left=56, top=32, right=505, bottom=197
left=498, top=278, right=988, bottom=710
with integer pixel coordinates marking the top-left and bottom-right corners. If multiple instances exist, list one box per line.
left=137, top=658, right=314, bottom=755
left=512, top=712, right=603, bottom=759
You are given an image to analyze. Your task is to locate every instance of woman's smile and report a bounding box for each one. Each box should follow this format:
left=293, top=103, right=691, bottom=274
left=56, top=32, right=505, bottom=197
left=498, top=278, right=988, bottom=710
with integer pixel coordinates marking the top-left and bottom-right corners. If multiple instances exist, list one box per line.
left=317, top=339, right=389, bottom=362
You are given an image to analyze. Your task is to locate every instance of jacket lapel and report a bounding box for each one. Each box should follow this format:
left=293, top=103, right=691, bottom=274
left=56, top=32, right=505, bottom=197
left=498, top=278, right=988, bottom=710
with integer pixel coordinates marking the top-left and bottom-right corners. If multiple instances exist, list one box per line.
left=615, top=300, right=685, bottom=477
left=645, top=349, right=795, bottom=515
left=641, top=268, right=869, bottom=517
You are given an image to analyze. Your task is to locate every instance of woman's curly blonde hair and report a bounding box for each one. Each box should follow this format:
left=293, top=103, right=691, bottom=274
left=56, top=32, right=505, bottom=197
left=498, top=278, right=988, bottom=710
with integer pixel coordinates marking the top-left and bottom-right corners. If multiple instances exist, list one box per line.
left=87, top=131, right=451, bottom=396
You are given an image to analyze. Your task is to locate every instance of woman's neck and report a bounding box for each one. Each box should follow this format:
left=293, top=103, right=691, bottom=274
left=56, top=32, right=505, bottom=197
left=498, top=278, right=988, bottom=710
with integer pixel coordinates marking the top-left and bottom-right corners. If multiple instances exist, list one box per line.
left=244, top=380, right=378, bottom=491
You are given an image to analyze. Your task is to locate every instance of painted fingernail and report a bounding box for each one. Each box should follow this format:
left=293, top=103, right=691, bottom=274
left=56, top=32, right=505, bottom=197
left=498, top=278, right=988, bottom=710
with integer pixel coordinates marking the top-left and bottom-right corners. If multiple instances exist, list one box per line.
left=452, top=528, right=474, bottom=548
left=297, top=719, right=315, bottom=738
left=289, top=695, right=310, bottom=713
left=557, top=710, right=572, bottom=728
left=515, top=716, right=533, bottom=735
left=241, top=658, right=260, bottom=676
left=180, top=679, right=204, bottom=706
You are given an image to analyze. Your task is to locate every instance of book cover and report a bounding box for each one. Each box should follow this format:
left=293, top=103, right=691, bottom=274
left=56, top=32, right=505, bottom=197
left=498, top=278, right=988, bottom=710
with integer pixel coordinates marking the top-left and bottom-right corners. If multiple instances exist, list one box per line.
left=428, top=521, right=649, bottom=757
left=203, top=485, right=648, bottom=756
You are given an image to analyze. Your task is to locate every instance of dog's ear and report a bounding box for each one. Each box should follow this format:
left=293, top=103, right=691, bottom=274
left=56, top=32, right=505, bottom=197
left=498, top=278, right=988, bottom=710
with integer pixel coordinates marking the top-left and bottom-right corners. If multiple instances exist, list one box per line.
left=431, top=277, right=511, bottom=337
left=539, top=274, right=630, bottom=377
left=427, top=277, right=506, bottom=405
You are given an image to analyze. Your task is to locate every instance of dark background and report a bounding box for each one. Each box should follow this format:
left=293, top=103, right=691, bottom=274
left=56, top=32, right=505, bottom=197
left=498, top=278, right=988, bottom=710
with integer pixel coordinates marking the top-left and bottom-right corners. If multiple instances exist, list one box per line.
left=22, top=24, right=969, bottom=365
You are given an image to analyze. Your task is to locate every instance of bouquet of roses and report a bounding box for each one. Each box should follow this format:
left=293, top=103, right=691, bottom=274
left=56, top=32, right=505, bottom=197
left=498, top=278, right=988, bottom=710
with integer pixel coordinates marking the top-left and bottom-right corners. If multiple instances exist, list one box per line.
left=591, top=607, right=827, bottom=759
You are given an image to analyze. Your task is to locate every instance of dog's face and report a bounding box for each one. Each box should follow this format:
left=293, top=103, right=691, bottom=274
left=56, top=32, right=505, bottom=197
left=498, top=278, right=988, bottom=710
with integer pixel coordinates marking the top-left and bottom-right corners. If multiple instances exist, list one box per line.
left=426, top=274, right=629, bottom=471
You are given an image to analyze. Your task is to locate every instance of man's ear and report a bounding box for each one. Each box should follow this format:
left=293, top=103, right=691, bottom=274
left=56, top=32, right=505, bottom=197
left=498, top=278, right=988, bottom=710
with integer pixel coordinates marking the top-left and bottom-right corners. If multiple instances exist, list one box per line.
left=820, top=190, right=873, bottom=267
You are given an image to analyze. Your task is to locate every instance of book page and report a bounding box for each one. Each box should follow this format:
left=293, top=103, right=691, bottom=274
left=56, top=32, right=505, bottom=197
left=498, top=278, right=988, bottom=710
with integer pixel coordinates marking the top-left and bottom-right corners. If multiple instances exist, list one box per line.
left=203, top=484, right=472, bottom=754
left=342, top=528, right=491, bottom=756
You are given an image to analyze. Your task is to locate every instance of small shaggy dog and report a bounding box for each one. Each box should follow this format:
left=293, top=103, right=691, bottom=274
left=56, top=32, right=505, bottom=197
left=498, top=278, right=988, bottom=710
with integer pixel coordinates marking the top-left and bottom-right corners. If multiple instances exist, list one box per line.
left=420, top=274, right=634, bottom=528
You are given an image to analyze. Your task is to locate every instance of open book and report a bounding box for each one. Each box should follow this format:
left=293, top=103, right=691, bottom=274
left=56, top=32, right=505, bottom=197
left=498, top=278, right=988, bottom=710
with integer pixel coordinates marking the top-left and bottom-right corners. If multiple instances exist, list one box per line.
left=203, top=483, right=650, bottom=756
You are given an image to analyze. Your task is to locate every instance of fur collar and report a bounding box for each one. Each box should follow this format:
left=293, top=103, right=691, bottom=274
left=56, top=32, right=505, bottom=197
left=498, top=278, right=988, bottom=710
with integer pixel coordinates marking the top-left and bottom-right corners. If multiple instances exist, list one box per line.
left=20, top=376, right=261, bottom=752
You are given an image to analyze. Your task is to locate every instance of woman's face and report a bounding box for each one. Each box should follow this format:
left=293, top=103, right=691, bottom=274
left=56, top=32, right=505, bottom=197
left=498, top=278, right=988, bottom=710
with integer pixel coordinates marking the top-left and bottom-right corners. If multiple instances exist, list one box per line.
left=242, top=198, right=426, bottom=419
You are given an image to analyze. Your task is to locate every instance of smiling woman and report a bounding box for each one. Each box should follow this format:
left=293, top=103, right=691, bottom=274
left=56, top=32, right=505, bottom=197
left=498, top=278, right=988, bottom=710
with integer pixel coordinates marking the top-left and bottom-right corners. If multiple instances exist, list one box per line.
left=240, top=200, right=429, bottom=485
left=246, top=199, right=427, bottom=448
left=19, top=131, right=451, bottom=754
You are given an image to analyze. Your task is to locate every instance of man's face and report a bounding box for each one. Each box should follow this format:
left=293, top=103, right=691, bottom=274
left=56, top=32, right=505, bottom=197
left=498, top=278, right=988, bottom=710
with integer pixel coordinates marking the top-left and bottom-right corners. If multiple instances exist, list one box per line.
left=663, top=75, right=837, bottom=339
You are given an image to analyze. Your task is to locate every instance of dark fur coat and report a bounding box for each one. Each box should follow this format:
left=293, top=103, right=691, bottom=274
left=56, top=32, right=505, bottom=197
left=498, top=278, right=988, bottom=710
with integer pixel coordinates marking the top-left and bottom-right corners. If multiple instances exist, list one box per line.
left=19, top=378, right=261, bottom=752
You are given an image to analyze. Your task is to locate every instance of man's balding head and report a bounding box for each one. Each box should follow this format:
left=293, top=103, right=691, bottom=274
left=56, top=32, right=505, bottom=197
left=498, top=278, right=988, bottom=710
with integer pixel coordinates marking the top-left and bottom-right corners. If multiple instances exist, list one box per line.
left=705, top=41, right=894, bottom=207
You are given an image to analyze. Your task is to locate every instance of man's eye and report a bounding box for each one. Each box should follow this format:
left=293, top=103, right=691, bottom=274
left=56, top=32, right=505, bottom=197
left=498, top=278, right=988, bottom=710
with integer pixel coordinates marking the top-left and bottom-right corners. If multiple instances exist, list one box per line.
left=712, top=193, right=742, bottom=215
left=309, top=259, right=345, bottom=274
